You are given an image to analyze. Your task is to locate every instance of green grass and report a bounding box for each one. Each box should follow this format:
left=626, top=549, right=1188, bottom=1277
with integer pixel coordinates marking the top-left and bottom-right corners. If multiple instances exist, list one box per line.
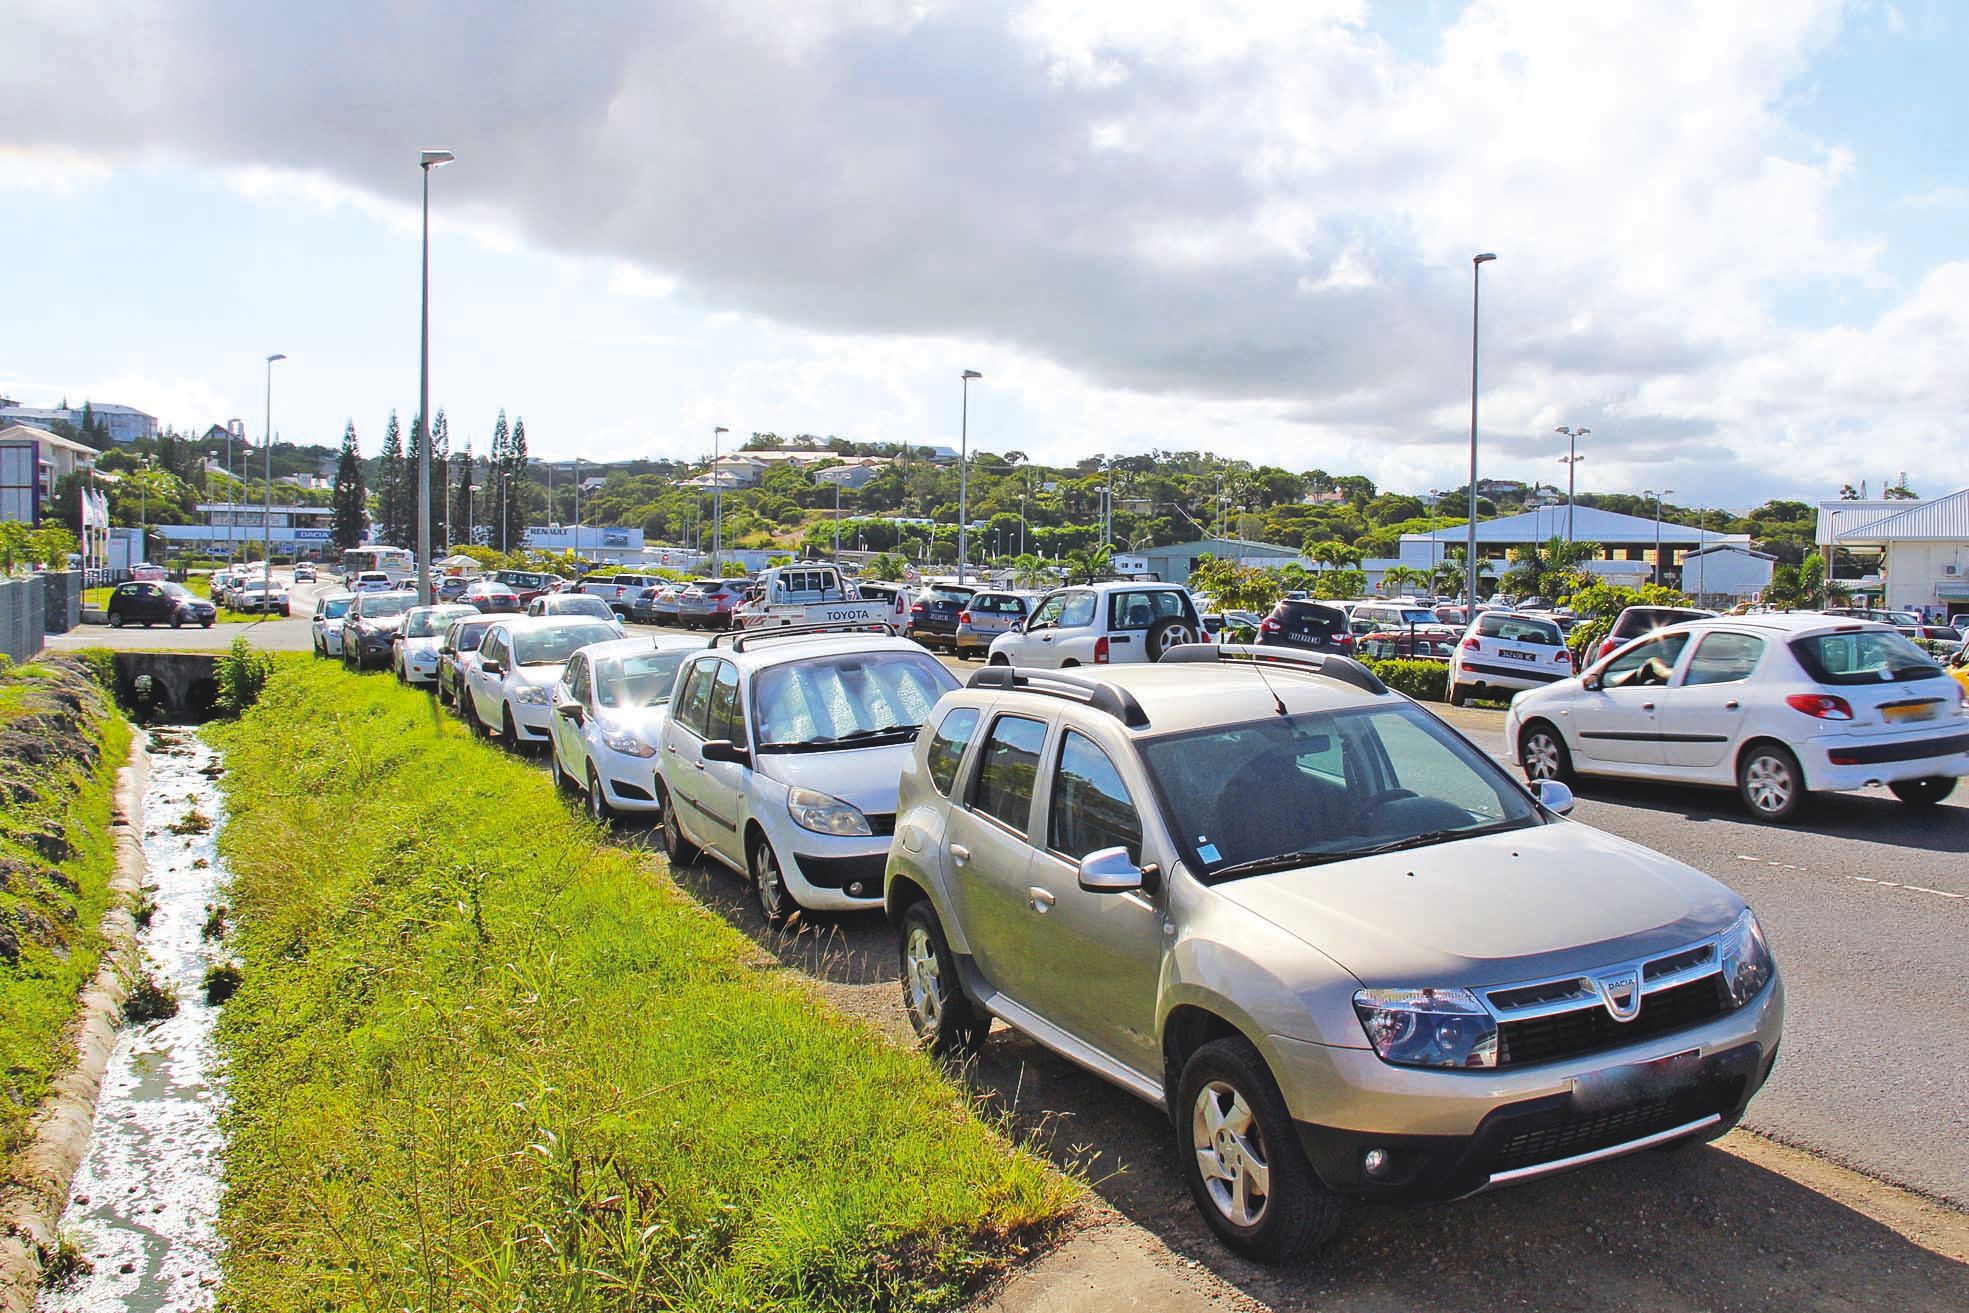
left=0, top=659, right=131, bottom=1159
left=206, top=660, right=1073, bottom=1310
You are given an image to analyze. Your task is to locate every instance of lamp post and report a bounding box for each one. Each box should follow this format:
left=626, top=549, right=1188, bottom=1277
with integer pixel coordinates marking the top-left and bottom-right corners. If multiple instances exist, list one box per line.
left=957, top=370, right=981, bottom=584
left=204, top=450, right=218, bottom=555
left=712, top=426, right=728, bottom=569
left=833, top=478, right=842, bottom=565
left=1465, top=253, right=1497, bottom=607
left=416, top=147, right=455, bottom=604
left=1555, top=426, right=1588, bottom=541
left=136, top=454, right=151, bottom=565
left=262, top=353, right=285, bottom=595
left=1644, top=487, right=1675, bottom=587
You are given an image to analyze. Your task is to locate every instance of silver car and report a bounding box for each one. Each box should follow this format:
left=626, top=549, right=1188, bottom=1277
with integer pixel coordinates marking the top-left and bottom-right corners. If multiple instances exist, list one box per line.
left=952, top=590, right=1032, bottom=659
left=885, top=647, right=1782, bottom=1261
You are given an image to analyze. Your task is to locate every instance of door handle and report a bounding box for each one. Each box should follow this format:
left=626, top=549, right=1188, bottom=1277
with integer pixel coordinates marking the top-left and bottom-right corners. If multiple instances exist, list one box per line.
left=949, top=843, right=971, bottom=867
left=1027, top=886, right=1056, bottom=913
left=1724, top=699, right=1740, bottom=709
left=1641, top=702, right=1655, bottom=711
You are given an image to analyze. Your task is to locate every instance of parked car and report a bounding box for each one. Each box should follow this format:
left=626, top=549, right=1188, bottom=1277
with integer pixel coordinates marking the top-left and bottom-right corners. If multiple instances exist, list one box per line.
left=392, top=604, right=481, bottom=687
left=463, top=616, right=623, bottom=748
left=986, top=582, right=1204, bottom=667
left=1346, top=600, right=1440, bottom=637
left=886, top=650, right=1782, bottom=1260
left=1256, top=600, right=1354, bottom=655
left=953, top=591, right=1031, bottom=659
left=903, top=582, right=977, bottom=651
left=548, top=634, right=713, bottom=822
left=1446, top=610, right=1573, bottom=706
left=461, top=579, right=523, bottom=614
left=642, top=582, right=685, bottom=626
left=490, top=569, right=556, bottom=604
left=311, top=592, right=355, bottom=656
left=106, top=581, right=215, bottom=629
left=234, top=582, right=291, bottom=616
left=527, top=592, right=624, bottom=628
left=351, top=570, right=395, bottom=595
left=436, top=614, right=497, bottom=710
left=1508, top=614, right=1969, bottom=821
left=577, top=572, right=666, bottom=615
left=853, top=580, right=915, bottom=625
left=128, top=562, right=168, bottom=582
left=340, top=591, right=419, bottom=671
left=436, top=575, right=472, bottom=602
left=1589, top=605, right=1717, bottom=664
left=676, top=578, right=748, bottom=630
left=1355, top=625, right=1461, bottom=661
left=657, top=627, right=961, bottom=923
left=293, top=562, right=318, bottom=583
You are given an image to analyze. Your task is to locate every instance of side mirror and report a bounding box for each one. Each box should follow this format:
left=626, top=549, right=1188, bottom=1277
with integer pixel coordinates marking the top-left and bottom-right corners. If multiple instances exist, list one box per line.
left=1580, top=671, right=1602, bottom=692
left=481, top=660, right=504, bottom=676
left=1076, top=846, right=1144, bottom=894
left=1535, top=779, right=1575, bottom=816
left=439, top=644, right=454, bottom=655
left=700, top=738, right=750, bottom=767
left=1010, top=621, right=1025, bottom=634
left=556, top=700, right=584, bottom=724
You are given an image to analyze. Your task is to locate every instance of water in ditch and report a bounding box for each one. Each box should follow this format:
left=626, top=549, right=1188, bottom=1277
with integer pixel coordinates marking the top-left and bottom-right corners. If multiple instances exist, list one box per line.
left=38, top=729, right=232, bottom=1312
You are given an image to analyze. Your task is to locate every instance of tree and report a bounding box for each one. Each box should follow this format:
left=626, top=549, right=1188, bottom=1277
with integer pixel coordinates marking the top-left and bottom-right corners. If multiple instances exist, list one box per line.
left=863, top=551, right=910, bottom=581
left=1884, top=477, right=1918, bottom=500
left=331, top=421, right=366, bottom=550
left=429, top=408, right=451, bottom=548
left=377, top=411, right=406, bottom=546
left=488, top=410, right=511, bottom=551
left=1064, top=543, right=1113, bottom=584
left=1188, top=557, right=1277, bottom=613
left=451, top=444, right=475, bottom=547
left=502, top=417, right=530, bottom=552
left=1765, top=551, right=1850, bottom=610
left=1504, top=537, right=1599, bottom=601
left=1379, top=564, right=1428, bottom=595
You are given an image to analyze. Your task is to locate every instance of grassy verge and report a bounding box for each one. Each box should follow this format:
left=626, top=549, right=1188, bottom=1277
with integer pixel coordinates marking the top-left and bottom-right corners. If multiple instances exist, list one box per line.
left=206, top=660, right=1073, bottom=1310
left=0, top=658, right=131, bottom=1159
left=85, top=576, right=262, bottom=624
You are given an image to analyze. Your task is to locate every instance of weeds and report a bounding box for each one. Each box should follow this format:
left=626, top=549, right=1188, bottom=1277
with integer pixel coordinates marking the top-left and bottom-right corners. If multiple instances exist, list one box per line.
left=169, top=807, right=212, bottom=835
left=202, top=962, right=242, bottom=1005
left=202, top=903, right=229, bottom=940
left=133, top=886, right=158, bottom=929
left=214, top=637, right=275, bottom=715
left=119, top=963, right=179, bottom=1024
left=38, top=1228, right=93, bottom=1290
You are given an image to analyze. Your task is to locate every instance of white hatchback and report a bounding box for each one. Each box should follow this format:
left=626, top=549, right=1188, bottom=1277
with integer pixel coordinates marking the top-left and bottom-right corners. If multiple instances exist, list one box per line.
left=1506, top=614, right=1969, bottom=821
left=1447, top=610, right=1574, bottom=705
left=464, top=616, right=624, bottom=748
left=548, top=634, right=711, bottom=822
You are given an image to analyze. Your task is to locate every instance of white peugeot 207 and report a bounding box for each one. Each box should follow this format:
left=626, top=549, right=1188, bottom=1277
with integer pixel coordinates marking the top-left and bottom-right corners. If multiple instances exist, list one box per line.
left=548, top=633, right=712, bottom=823
left=1506, top=614, right=1969, bottom=821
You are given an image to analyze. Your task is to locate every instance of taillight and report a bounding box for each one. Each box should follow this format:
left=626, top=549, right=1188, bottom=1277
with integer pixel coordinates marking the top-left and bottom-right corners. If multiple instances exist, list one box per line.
left=1336, top=632, right=1354, bottom=650
left=1556, top=650, right=1572, bottom=665
left=1786, top=693, right=1853, bottom=721
left=911, top=603, right=925, bottom=614
left=1598, top=639, right=1618, bottom=660
left=1460, top=637, right=1481, bottom=651
left=958, top=611, right=972, bottom=625
left=1094, top=635, right=1110, bottom=663
left=1261, top=617, right=1281, bottom=633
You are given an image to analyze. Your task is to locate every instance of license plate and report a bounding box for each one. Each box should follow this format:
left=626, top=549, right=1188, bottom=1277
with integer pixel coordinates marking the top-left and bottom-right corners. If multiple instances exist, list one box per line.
left=1572, top=1048, right=1701, bottom=1112
left=1883, top=702, right=1939, bottom=724
left=1496, top=648, right=1535, bottom=663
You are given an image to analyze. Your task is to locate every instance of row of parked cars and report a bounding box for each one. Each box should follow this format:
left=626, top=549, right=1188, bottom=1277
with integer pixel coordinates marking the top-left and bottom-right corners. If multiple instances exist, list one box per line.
left=303, top=584, right=1808, bottom=1263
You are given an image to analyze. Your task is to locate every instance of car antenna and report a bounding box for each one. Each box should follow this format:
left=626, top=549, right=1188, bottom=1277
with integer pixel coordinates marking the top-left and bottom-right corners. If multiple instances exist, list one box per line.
left=1247, top=655, right=1288, bottom=716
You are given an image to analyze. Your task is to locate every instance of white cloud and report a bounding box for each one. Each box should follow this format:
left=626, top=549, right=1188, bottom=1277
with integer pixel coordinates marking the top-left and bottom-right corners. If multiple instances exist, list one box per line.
left=0, top=145, right=109, bottom=194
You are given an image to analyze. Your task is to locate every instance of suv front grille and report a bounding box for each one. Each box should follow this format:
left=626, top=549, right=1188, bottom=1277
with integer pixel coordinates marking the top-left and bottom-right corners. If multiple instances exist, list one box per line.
left=1496, top=976, right=1728, bottom=1068
left=1491, top=1083, right=1736, bottom=1173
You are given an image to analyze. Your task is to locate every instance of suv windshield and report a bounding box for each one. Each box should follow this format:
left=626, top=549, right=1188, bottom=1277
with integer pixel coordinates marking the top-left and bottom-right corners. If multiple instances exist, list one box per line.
left=595, top=650, right=692, bottom=709
left=512, top=622, right=619, bottom=665
left=1790, top=630, right=1943, bottom=686
left=754, top=651, right=959, bottom=750
left=321, top=597, right=352, bottom=619
left=1140, top=703, right=1540, bottom=880
left=358, top=595, right=414, bottom=619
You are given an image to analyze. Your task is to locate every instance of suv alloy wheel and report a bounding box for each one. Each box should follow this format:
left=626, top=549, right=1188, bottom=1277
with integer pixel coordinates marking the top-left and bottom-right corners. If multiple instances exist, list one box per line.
left=898, top=901, right=987, bottom=1055
left=1146, top=617, right=1199, bottom=660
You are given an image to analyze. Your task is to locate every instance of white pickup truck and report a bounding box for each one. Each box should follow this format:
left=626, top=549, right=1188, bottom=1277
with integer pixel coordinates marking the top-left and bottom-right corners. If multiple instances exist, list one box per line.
left=734, top=563, right=909, bottom=630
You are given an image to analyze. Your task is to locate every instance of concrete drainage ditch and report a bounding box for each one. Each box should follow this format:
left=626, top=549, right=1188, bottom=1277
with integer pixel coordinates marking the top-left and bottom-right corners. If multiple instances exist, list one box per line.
left=37, top=730, right=233, bottom=1311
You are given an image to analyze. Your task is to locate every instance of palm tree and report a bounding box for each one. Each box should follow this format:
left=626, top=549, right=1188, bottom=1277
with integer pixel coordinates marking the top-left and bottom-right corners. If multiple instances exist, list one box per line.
left=1064, top=543, right=1113, bottom=584
left=1380, top=565, right=1427, bottom=595
left=1505, top=537, right=1599, bottom=601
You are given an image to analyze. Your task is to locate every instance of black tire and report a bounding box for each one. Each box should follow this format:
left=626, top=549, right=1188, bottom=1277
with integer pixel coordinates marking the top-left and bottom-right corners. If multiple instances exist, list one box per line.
left=1520, top=720, right=1574, bottom=785
left=1175, top=1036, right=1344, bottom=1263
left=988, top=652, right=1011, bottom=666
left=659, top=780, right=700, bottom=866
left=1738, top=742, right=1808, bottom=823
left=1447, top=683, right=1469, bottom=708
left=1888, top=776, right=1956, bottom=806
left=898, top=900, right=988, bottom=1055
left=751, top=834, right=800, bottom=928
left=171, top=613, right=183, bottom=630
left=586, top=763, right=613, bottom=825
left=551, top=748, right=575, bottom=793
left=1146, top=616, right=1201, bottom=661
left=502, top=705, right=524, bottom=750
left=201, top=620, right=213, bottom=629
left=108, top=612, right=125, bottom=629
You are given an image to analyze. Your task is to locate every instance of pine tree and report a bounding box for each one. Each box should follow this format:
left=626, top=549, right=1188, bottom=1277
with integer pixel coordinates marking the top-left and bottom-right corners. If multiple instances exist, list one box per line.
left=504, top=417, right=530, bottom=552
left=378, top=411, right=405, bottom=546
left=430, top=409, right=451, bottom=549
left=452, top=444, right=475, bottom=547
left=406, top=412, right=427, bottom=553
left=489, top=411, right=511, bottom=552
left=332, top=421, right=366, bottom=549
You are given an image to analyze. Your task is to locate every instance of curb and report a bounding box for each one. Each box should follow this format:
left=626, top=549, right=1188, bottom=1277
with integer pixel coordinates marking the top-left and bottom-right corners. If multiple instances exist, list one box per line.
left=0, top=736, right=149, bottom=1312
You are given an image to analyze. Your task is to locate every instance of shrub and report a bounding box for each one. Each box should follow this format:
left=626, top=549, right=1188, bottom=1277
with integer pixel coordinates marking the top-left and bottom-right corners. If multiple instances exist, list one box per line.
left=71, top=646, right=117, bottom=692
left=120, top=968, right=180, bottom=1024
left=202, top=962, right=242, bottom=1005
left=1363, top=657, right=1450, bottom=702
left=214, top=637, right=274, bottom=715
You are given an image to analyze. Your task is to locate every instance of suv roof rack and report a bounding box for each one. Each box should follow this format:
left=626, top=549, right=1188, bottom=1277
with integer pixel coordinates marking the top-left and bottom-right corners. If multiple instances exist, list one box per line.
left=1159, top=643, right=1389, bottom=696
left=711, top=620, right=901, bottom=652
left=966, top=666, right=1151, bottom=728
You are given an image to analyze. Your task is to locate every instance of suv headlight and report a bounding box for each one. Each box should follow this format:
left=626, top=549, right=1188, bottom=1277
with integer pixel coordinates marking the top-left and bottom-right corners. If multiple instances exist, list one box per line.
left=1352, top=987, right=1498, bottom=1069
left=511, top=684, right=553, bottom=705
left=1717, top=909, right=1774, bottom=1009
left=599, top=724, right=656, bottom=758
left=787, top=787, right=872, bottom=836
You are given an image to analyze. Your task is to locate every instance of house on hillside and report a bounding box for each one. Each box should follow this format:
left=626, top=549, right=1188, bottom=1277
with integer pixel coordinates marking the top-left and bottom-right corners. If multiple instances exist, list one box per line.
left=0, top=423, right=99, bottom=525
left=1819, top=490, right=1969, bottom=620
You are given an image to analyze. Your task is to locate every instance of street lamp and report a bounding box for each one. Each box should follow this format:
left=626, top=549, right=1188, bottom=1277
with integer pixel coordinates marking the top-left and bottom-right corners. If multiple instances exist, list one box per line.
left=1644, top=487, right=1675, bottom=587
left=958, top=370, right=981, bottom=584
left=1466, top=253, right=1497, bottom=607
left=416, top=147, right=455, bottom=605
left=204, top=450, right=218, bottom=555
left=262, top=353, right=285, bottom=595
left=712, top=426, right=728, bottom=568
left=1555, top=426, right=1589, bottom=541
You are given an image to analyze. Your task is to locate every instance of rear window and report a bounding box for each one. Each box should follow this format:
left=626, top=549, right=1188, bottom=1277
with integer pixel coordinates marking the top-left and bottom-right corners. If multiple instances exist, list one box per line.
left=1278, top=601, right=1346, bottom=631
left=1478, top=613, right=1562, bottom=645
left=1789, top=630, right=1943, bottom=686
left=1612, top=607, right=1708, bottom=639
left=924, top=586, right=975, bottom=603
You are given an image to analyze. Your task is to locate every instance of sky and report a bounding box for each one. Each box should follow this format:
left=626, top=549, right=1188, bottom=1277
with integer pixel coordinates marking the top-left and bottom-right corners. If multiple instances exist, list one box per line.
left=2, top=0, right=1964, bottom=511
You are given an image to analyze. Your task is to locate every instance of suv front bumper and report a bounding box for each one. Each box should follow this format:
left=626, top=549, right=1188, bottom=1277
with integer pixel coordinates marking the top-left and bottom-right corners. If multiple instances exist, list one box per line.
left=1267, top=974, right=1781, bottom=1203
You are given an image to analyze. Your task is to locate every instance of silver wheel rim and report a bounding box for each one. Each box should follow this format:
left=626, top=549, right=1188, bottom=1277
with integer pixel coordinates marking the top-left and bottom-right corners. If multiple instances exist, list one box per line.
left=904, top=923, right=943, bottom=1034
left=755, top=846, right=783, bottom=917
left=1192, top=1080, right=1270, bottom=1228
left=1746, top=754, right=1793, bottom=813
left=587, top=769, right=604, bottom=820
left=1525, top=732, right=1561, bottom=780
left=1156, top=625, right=1197, bottom=657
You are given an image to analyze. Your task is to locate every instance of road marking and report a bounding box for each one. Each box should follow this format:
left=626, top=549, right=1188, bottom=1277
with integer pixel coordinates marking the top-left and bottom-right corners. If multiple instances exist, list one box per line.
left=1733, top=857, right=1963, bottom=903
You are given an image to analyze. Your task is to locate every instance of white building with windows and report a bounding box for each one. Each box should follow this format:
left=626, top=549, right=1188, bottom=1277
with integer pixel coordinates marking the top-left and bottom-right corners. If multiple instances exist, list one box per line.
left=1818, top=489, right=1969, bottom=620
left=0, top=423, right=99, bottom=525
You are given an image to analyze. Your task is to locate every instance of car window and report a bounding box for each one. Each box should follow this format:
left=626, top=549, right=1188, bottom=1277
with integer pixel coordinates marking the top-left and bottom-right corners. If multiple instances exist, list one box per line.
left=1028, top=593, right=1067, bottom=628
left=594, top=649, right=691, bottom=709
left=563, top=654, right=587, bottom=703
left=1602, top=633, right=1690, bottom=688
left=925, top=706, right=981, bottom=797
left=1478, top=613, right=1562, bottom=645
left=1109, top=590, right=1185, bottom=631
left=753, top=652, right=958, bottom=748
left=511, top=622, right=620, bottom=665
left=1048, top=731, right=1142, bottom=865
left=1681, top=632, right=1765, bottom=687
left=707, top=661, right=746, bottom=744
left=1057, top=591, right=1097, bottom=628
left=674, top=660, right=717, bottom=737
left=1790, top=630, right=1944, bottom=686
left=971, top=714, right=1047, bottom=833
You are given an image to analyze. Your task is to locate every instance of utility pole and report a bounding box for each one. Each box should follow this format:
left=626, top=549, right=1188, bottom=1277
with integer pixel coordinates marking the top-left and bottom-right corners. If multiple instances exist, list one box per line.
left=1555, top=426, right=1588, bottom=542
left=262, top=353, right=285, bottom=595
left=712, top=426, right=728, bottom=570
left=1466, top=252, right=1496, bottom=608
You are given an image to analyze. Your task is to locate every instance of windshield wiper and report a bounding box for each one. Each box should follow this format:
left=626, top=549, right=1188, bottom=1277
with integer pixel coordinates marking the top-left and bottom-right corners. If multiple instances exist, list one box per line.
left=1207, top=819, right=1529, bottom=879
left=518, top=659, right=564, bottom=667
left=837, top=724, right=920, bottom=741
left=1338, top=818, right=1530, bottom=860
left=1208, top=849, right=1359, bottom=880
left=759, top=725, right=921, bottom=753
